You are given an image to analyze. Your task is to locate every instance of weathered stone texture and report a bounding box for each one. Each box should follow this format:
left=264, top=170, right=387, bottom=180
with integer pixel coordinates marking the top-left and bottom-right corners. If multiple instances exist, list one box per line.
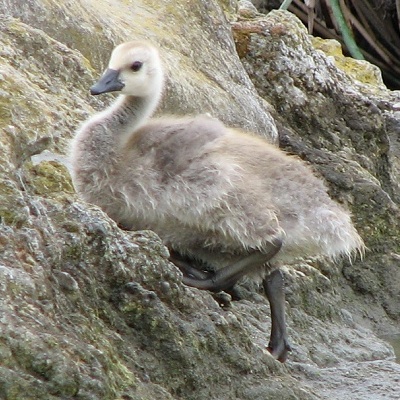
left=1, top=1, right=400, bottom=399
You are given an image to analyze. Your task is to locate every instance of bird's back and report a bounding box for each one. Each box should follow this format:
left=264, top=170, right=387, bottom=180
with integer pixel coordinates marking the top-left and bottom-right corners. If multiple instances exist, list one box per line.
left=112, top=115, right=364, bottom=264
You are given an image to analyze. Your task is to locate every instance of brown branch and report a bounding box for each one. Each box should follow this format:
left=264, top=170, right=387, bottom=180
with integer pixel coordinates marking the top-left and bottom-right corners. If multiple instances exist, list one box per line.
left=344, top=4, right=400, bottom=73
left=351, top=0, right=400, bottom=56
left=289, top=1, right=342, bottom=40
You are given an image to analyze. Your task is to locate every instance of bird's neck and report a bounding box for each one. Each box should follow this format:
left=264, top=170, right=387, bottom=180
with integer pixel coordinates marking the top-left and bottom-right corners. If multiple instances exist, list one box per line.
left=103, top=93, right=159, bottom=141
left=72, top=89, right=162, bottom=173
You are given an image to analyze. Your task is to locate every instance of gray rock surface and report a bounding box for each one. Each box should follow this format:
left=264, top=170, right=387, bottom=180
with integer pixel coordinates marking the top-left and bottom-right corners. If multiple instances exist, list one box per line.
left=0, top=1, right=399, bottom=399
left=233, top=7, right=400, bottom=332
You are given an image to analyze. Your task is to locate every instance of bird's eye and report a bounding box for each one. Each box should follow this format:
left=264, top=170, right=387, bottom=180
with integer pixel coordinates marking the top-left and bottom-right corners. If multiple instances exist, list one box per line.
left=130, top=61, right=143, bottom=71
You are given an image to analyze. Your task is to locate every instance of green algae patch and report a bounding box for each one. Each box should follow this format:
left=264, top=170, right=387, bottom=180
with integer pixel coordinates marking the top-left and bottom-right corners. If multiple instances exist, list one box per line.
left=0, top=178, right=29, bottom=226
left=0, top=95, right=12, bottom=126
left=26, top=161, right=74, bottom=196
left=312, top=37, right=386, bottom=89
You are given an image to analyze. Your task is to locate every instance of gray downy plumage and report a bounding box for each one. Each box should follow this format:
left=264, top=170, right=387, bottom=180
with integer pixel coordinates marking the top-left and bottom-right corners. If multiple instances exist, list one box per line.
left=70, top=41, right=365, bottom=362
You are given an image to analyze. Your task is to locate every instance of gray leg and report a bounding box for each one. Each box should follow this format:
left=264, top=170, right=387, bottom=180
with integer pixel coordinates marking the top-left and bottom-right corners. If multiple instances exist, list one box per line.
left=169, top=251, right=234, bottom=307
left=179, top=241, right=282, bottom=292
left=263, top=269, right=292, bottom=362
left=169, top=242, right=290, bottom=361
left=169, top=251, right=212, bottom=280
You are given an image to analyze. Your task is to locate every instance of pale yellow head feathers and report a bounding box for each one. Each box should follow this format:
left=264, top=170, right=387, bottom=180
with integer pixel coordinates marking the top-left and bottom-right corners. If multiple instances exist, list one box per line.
left=90, top=41, right=164, bottom=97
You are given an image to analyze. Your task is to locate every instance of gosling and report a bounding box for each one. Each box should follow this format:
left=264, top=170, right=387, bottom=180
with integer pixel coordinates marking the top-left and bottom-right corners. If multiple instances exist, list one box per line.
left=70, top=41, right=365, bottom=362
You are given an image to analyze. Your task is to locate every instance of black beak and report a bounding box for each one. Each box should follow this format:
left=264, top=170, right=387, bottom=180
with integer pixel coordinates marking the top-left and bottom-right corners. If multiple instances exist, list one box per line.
left=90, top=68, right=125, bottom=95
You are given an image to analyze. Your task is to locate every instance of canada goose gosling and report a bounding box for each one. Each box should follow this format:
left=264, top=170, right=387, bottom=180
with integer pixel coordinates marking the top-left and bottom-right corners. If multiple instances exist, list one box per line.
left=71, top=41, right=365, bottom=363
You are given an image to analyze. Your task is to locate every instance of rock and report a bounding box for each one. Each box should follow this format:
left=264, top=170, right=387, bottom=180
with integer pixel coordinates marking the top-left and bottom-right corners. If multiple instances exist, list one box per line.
left=0, top=1, right=399, bottom=399
left=232, top=8, right=400, bottom=328
left=293, top=360, right=400, bottom=400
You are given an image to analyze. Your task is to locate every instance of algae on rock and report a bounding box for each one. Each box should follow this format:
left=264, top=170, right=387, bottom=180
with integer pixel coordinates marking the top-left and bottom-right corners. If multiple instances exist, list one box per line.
left=1, top=1, right=400, bottom=399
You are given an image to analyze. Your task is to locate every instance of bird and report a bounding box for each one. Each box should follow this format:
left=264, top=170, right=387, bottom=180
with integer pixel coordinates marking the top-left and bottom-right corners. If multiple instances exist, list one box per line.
left=70, top=40, right=365, bottom=362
